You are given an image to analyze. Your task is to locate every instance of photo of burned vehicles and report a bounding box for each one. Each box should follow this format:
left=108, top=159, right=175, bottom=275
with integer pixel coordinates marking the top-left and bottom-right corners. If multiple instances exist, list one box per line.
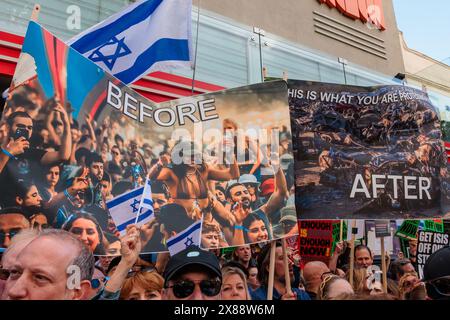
left=289, top=82, right=450, bottom=219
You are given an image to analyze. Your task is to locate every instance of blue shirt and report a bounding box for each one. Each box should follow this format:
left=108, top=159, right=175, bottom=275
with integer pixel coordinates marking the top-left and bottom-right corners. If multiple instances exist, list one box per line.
left=250, top=286, right=311, bottom=300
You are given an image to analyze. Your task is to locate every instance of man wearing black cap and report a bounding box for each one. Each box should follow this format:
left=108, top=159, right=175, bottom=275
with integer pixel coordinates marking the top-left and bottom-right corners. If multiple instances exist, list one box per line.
left=422, top=246, right=450, bottom=300
left=162, top=245, right=222, bottom=300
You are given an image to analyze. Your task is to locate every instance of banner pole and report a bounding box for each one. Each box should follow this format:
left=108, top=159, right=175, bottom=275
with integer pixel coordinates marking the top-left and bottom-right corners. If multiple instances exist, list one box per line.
left=349, top=219, right=357, bottom=288
left=267, top=241, right=276, bottom=300
left=31, top=4, right=41, bottom=21
left=380, top=236, right=388, bottom=294
left=281, top=238, right=292, bottom=294
left=339, top=220, right=344, bottom=243
left=191, top=0, right=201, bottom=94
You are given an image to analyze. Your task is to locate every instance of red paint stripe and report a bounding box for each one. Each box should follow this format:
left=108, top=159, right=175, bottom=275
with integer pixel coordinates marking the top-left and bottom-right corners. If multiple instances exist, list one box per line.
left=42, top=31, right=58, bottom=100
left=55, top=39, right=68, bottom=105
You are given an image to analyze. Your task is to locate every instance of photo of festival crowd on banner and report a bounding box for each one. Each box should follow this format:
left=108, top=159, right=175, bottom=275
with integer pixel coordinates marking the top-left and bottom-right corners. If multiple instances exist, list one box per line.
left=288, top=80, right=450, bottom=219
left=0, top=22, right=297, bottom=257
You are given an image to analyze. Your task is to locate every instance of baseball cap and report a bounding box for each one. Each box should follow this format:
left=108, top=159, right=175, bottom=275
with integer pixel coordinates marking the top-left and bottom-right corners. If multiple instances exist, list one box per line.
left=239, top=174, right=260, bottom=188
left=422, top=246, right=450, bottom=281
left=163, top=245, right=222, bottom=286
left=260, top=178, right=275, bottom=197
left=279, top=206, right=297, bottom=223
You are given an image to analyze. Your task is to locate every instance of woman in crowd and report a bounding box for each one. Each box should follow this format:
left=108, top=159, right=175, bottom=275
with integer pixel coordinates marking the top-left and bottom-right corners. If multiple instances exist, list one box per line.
left=62, top=212, right=106, bottom=255
left=221, top=266, right=251, bottom=300
left=243, top=213, right=270, bottom=244
left=317, top=274, right=354, bottom=300
left=119, top=269, right=164, bottom=300
left=38, top=165, right=61, bottom=201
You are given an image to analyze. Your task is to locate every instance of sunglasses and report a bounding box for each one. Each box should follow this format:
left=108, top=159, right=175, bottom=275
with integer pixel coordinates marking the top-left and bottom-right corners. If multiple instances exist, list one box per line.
left=166, top=279, right=222, bottom=299
left=426, top=276, right=450, bottom=296
left=126, top=266, right=156, bottom=278
left=0, top=268, right=10, bottom=280
left=0, top=229, right=22, bottom=244
left=91, top=276, right=110, bottom=289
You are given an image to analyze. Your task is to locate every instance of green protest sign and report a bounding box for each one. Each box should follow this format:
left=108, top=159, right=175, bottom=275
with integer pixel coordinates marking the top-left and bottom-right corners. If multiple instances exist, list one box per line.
left=423, top=219, right=444, bottom=233
left=395, top=220, right=419, bottom=240
left=331, top=220, right=347, bottom=253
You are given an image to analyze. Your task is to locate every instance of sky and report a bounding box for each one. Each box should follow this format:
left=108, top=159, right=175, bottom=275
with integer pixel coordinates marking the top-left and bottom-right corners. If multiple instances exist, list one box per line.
left=393, top=0, right=450, bottom=64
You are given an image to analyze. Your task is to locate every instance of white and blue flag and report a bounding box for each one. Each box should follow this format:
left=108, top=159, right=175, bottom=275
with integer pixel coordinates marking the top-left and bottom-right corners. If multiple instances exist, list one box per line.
left=68, top=0, right=192, bottom=84
left=106, top=186, right=153, bottom=236
left=136, top=178, right=155, bottom=224
left=167, top=220, right=202, bottom=256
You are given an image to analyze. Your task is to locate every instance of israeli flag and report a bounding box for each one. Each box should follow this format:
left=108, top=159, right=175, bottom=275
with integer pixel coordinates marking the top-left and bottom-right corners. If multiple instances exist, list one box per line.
left=136, top=178, right=155, bottom=224
left=68, top=0, right=192, bottom=84
left=106, top=186, right=148, bottom=236
left=167, top=220, right=202, bottom=256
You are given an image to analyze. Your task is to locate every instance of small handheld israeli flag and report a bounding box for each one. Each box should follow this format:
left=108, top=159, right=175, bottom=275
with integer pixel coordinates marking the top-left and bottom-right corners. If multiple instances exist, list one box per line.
left=167, top=220, right=202, bottom=256
left=135, top=178, right=155, bottom=224
left=106, top=186, right=145, bottom=236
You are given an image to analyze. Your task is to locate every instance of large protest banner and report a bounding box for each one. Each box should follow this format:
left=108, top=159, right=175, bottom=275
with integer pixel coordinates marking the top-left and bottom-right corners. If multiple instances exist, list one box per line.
left=416, top=230, right=449, bottom=278
left=288, top=80, right=449, bottom=219
left=0, top=22, right=296, bottom=254
left=298, top=220, right=334, bottom=264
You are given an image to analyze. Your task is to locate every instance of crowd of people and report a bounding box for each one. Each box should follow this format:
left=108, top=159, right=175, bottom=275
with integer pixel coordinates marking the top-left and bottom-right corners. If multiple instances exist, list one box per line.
left=0, top=225, right=449, bottom=300
left=0, top=83, right=297, bottom=256
left=0, top=84, right=448, bottom=301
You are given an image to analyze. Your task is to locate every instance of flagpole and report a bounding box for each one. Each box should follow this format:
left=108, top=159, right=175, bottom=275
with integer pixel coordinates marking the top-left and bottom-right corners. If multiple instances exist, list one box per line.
left=31, top=4, right=41, bottom=21
left=191, top=0, right=201, bottom=95
left=267, top=241, right=276, bottom=300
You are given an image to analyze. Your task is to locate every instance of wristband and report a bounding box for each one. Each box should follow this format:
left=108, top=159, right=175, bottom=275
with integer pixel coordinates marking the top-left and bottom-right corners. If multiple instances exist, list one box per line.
left=1, top=148, right=17, bottom=160
left=234, top=225, right=248, bottom=232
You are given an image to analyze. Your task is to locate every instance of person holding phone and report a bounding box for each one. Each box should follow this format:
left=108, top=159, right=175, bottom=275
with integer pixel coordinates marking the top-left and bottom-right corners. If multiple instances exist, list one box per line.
left=0, top=108, right=72, bottom=207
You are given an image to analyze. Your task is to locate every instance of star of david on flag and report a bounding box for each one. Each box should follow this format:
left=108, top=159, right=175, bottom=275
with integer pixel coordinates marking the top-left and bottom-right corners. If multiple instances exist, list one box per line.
left=106, top=185, right=152, bottom=236
left=88, top=36, right=132, bottom=70
left=68, top=0, right=193, bottom=84
left=167, top=220, right=202, bottom=256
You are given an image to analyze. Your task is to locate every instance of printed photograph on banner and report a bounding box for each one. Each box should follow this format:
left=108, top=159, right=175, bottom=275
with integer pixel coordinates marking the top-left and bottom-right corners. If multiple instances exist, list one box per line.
left=289, top=80, right=450, bottom=219
left=0, top=21, right=296, bottom=256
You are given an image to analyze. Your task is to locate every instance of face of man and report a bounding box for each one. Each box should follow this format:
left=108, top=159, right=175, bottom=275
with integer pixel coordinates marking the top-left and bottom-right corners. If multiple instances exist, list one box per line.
left=355, top=248, right=373, bottom=268
left=400, top=262, right=415, bottom=275
left=229, top=185, right=251, bottom=209
left=10, top=116, right=33, bottom=141
left=201, top=232, right=219, bottom=249
left=163, top=271, right=221, bottom=300
left=235, top=246, right=251, bottom=263
left=0, top=214, right=30, bottom=248
left=152, top=193, right=168, bottom=215
left=69, top=218, right=100, bottom=253
left=3, top=237, right=89, bottom=300
left=90, top=162, right=104, bottom=182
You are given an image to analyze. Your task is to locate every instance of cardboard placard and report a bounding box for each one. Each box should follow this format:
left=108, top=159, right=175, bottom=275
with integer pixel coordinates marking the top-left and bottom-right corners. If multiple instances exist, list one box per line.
left=298, top=220, right=334, bottom=264
left=417, top=230, right=450, bottom=278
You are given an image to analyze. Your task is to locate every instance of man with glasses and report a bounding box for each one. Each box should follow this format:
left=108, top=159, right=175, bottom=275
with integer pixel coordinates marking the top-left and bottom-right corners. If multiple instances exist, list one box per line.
left=0, top=207, right=30, bottom=248
left=422, top=246, right=450, bottom=300
left=162, top=245, right=222, bottom=300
